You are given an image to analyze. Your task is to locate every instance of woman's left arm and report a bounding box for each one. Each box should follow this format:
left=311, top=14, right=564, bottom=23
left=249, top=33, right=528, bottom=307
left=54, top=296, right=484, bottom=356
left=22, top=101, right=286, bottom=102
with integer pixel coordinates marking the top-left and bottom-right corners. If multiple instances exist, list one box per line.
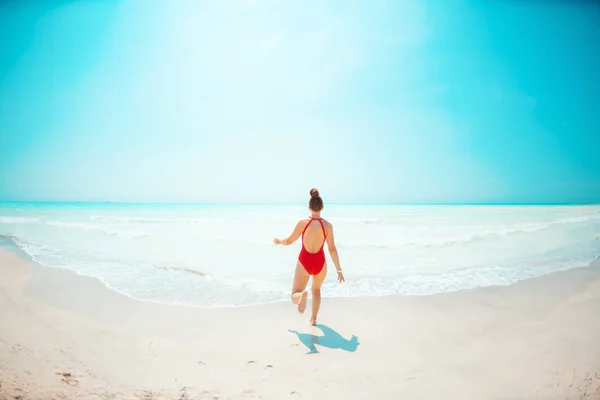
left=273, top=220, right=304, bottom=246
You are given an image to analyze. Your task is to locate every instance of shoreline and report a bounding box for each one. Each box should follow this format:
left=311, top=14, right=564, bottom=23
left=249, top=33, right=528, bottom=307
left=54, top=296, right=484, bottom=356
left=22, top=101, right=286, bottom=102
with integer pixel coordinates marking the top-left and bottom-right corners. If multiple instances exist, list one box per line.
left=1, top=246, right=600, bottom=399
left=2, top=233, right=598, bottom=310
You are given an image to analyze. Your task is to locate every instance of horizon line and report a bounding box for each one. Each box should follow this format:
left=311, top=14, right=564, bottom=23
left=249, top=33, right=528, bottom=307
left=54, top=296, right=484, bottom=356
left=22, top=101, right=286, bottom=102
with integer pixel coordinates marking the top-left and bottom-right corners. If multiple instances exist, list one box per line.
left=1, top=200, right=599, bottom=206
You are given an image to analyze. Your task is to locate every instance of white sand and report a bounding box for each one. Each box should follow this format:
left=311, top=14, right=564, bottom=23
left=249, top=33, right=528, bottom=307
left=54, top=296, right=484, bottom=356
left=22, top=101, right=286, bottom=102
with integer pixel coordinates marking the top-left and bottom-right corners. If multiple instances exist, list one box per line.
left=1, top=248, right=599, bottom=400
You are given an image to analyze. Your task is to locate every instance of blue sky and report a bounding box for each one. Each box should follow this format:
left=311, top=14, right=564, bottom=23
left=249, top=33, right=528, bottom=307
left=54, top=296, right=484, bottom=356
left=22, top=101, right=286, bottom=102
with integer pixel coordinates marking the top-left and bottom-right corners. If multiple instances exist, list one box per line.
left=1, top=0, right=599, bottom=203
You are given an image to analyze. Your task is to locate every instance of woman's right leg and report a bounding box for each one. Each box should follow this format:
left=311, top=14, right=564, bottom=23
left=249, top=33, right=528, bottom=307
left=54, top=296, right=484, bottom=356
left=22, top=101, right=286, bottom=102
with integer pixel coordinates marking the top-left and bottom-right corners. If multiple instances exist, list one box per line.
left=291, top=261, right=310, bottom=313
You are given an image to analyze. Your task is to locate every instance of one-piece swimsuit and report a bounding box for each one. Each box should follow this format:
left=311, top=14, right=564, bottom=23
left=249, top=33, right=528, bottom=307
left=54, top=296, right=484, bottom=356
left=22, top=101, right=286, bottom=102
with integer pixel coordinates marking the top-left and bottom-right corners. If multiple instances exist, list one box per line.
left=298, top=217, right=327, bottom=275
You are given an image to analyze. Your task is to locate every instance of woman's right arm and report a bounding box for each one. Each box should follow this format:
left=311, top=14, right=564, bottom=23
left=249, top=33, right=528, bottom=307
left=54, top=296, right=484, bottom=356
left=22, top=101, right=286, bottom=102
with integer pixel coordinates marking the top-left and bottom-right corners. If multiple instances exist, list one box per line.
left=273, top=220, right=304, bottom=246
left=326, top=223, right=345, bottom=282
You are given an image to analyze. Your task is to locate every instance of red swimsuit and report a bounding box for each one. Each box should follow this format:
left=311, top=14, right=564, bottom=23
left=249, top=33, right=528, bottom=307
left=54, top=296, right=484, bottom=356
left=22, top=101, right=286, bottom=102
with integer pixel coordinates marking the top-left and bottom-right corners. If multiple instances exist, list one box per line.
left=298, top=218, right=327, bottom=275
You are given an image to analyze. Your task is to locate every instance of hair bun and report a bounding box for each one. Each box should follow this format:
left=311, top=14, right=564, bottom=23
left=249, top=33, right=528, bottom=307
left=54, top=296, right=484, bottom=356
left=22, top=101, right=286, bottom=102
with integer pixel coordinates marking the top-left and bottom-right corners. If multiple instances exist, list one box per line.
left=310, top=188, right=320, bottom=199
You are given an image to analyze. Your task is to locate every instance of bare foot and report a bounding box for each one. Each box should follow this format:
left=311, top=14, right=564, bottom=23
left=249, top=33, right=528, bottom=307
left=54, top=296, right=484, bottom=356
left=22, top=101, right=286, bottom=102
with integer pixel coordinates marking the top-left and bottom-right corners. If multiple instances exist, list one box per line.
left=309, top=318, right=317, bottom=326
left=297, top=291, right=308, bottom=314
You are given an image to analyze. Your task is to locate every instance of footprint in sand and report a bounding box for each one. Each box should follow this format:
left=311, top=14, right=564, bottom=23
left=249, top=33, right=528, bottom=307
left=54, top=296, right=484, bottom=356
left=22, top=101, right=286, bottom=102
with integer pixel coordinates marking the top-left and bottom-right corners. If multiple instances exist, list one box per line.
left=56, top=372, right=79, bottom=387
left=243, top=360, right=257, bottom=371
left=263, top=365, right=274, bottom=380
left=243, top=361, right=275, bottom=381
left=10, top=344, right=31, bottom=355
left=290, top=391, right=303, bottom=399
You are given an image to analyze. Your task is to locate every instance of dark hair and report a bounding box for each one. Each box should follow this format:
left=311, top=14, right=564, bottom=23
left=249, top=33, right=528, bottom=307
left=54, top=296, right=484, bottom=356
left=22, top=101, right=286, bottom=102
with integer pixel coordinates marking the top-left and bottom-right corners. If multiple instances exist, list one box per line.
left=309, top=188, right=324, bottom=212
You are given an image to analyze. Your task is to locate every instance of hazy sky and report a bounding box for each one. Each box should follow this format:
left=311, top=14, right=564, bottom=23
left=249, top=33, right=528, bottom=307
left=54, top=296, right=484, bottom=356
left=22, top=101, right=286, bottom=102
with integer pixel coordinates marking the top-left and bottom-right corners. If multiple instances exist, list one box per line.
left=1, top=0, right=599, bottom=203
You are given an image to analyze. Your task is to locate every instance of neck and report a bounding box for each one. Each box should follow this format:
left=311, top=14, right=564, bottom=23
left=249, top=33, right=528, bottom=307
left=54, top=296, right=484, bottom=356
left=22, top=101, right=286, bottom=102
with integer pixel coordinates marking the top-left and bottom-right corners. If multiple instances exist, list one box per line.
left=310, top=211, right=321, bottom=218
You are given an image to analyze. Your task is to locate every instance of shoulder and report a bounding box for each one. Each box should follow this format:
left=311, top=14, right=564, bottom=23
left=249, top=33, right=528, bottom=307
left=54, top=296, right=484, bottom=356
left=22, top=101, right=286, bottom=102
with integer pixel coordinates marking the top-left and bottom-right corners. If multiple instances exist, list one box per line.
left=296, top=218, right=310, bottom=228
left=321, top=219, right=333, bottom=231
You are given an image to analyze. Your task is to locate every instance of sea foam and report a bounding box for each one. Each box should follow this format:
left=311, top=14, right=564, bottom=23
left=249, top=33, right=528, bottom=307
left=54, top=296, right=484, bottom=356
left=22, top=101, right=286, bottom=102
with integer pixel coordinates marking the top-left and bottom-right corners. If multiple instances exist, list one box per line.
left=1, top=203, right=599, bottom=307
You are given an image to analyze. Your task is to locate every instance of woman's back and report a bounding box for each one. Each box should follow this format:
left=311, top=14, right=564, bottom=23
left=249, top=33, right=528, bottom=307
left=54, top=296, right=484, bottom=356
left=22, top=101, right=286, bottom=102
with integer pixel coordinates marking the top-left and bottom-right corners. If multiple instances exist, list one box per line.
left=301, top=218, right=328, bottom=254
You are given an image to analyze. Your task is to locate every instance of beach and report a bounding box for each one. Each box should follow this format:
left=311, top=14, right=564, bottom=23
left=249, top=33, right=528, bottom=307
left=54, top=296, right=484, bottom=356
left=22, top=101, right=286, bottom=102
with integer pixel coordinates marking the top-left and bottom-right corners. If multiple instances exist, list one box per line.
left=1, top=247, right=599, bottom=399
left=2, top=0, right=598, bottom=396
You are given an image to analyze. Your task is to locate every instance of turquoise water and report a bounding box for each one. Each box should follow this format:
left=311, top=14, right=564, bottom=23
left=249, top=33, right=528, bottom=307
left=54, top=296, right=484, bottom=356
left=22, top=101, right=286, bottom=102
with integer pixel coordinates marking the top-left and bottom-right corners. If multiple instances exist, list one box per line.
left=1, top=202, right=599, bottom=306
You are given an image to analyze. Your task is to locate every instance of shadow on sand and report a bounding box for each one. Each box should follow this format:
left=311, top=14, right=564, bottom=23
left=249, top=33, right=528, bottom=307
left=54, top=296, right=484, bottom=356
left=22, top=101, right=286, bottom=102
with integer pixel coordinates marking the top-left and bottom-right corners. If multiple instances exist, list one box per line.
left=288, top=324, right=359, bottom=354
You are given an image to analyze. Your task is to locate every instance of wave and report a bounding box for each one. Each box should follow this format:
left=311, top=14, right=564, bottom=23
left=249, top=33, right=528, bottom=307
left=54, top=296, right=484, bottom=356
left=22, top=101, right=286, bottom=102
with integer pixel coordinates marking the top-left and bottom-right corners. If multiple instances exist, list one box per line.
left=27, top=211, right=600, bottom=251
left=90, top=212, right=600, bottom=225
left=8, top=235, right=59, bottom=264
left=0, top=216, right=39, bottom=223
left=4, top=232, right=599, bottom=308
left=427, top=215, right=600, bottom=246
left=89, top=216, right=390, bottom=225
left=341, top=215, right=600, bottom=250
left=8, top=234, right=207, bottom=277
left=331, top=218, right=384, bottom=224
left=155, top=265, right=206, bottom=276
left=45, top=221, right=148, bottom=239
left=89, top=215, right=214, bottom=224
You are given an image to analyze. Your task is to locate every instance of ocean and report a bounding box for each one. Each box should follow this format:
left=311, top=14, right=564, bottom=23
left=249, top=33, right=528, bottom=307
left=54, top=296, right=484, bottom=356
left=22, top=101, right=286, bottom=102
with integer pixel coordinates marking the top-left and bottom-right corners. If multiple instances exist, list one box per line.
left=1, top=202, right=599, bottom=307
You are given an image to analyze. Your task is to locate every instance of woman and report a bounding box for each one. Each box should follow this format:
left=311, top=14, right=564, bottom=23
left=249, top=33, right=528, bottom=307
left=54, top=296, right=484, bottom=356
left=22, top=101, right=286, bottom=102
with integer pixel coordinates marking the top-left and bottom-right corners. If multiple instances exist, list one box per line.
left=273, top=188, right=345, bottom=326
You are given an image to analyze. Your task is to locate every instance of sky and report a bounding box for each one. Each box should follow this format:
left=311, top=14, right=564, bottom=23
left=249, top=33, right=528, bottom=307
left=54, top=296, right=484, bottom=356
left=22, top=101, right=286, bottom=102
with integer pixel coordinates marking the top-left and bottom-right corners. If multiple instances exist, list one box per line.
left=0, top=0, right=599, bottom=203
